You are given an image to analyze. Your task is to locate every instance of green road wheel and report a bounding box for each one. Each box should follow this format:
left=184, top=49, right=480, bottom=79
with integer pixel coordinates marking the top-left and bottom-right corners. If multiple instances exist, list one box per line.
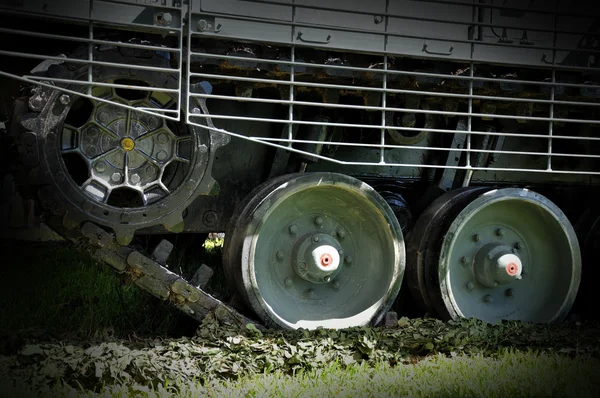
left=223, top=173, right=405, bottom=330
left=405, top=187, right=489, bottom=315
left=409, top=187, right=581, bottom=324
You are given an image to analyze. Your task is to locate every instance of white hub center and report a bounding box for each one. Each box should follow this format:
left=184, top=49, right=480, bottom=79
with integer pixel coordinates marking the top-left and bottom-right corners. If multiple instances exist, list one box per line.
left=496, top=253, right=522, bottom=278
left=310, top=244, right=340, bottom=274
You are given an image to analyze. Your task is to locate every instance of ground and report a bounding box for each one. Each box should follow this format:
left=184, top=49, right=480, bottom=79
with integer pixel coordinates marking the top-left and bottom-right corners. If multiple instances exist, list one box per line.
left=0, top=239, right=599, bottom=397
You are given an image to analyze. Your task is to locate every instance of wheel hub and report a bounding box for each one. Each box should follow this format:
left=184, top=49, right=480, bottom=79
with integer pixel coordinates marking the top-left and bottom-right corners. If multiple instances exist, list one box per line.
left=293, top=233, right=342, bottom=284
left=120, top=137, right=135, bottom=151
left=65, top=102, right=184, bottom=204
left=473, top=242, right=523, bottom=288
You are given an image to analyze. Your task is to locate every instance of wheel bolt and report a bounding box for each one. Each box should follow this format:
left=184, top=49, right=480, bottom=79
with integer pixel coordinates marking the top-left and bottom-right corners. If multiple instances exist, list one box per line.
left=157, top=150, right=168, bottom=161
left=111, top=172, right=122, bottom=182
left=466, top=282, right=474, bottom=290
left=338, top=249, right=344, bottom=256
left=289, top=225, right=298, bottom=235
left=332, top=281, right=340, bottom=289
left=515, top=242, right=523, bottom=250
left=299, top=262, right=307, bottom=270
left=86, top=146, right=98, bottom=157
left=324, top=275, right=331, bottom=283
left=59, top=94, right=71, bottom=105
left=145, top=165, right=156, bottom=177
left=496, top=228, right=504, bottom=237
left=149, top=118, right=161, bottom=130
left=460, top=256, right=469, bottom=265
left=315, top=216, right=324, bottom=226
left=157, top=133, right=169, bottom=144
left=344, top=255, right=353, bottom=265
left=313, top=236, right=320, bottom=243
left=473, top=234, right=481, bottom=242
left=276, top=250, right=284, bottom=260
left=337, top=229, right=345, bottom=238
left=493, top=281, right=499, bottom=287
left=130, top=174, right=141, bottom=185
left=285, top=277, right=293, bottom=286
left=505, top=288, right=513, bottom=297
left=98, top=112, right=109, bottom=124
left=484, top=294, right=492, bottom=303
left=94, top=162, right=107, bottom=173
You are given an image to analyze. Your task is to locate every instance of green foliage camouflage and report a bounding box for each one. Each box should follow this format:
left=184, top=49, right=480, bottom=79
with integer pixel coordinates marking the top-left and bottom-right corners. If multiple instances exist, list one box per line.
left=1, top=241, right=599, bottom=397
left=2, top=351, right=600, bottom=398
left=1, top=315, right=599, bottom=394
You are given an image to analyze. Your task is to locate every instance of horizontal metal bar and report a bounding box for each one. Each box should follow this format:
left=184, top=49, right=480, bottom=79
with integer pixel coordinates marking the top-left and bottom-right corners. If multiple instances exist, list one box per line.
left=189, top=72, right=600, bottom=109
left=189, top=53, right=600, bottom=91
left=98, top=0, right=182, bottom=12
left=191, top=93, right=600, bottom=125
left=196, top=31, right=600, bottom=71
left=0, top=27, right=181, bottom=53
left=187, top=119, right=600, bottom=176
left=188, top=113, right=600, bottom=142
left=0, top=50, right=179, bottom=73
left=416, top=0, right=599, bottom=19
left=191, top=12, right=600, bottom=59
left=0, top=8, right=182, bottom=34
left=137, top=108, right=179, bottom=113
left=237, top=0, right=600, bottom=24
left=0, top=70, right=180, bottom=121
left=252, top=136, right=600, bottom=160
left=25, top=76, right=180, bottom=94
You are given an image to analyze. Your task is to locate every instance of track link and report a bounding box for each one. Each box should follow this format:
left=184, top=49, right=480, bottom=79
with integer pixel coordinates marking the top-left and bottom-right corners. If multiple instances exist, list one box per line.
left=40, top=214, right=263, bottom=330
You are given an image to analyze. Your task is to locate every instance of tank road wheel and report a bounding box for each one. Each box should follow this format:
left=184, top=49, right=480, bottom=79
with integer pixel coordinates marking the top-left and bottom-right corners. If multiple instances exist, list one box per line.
left=223, top=173, right=405, bottom=330
left=407, top=188, right=581, bottom=323
left=405, top=187, right=490, bottom=316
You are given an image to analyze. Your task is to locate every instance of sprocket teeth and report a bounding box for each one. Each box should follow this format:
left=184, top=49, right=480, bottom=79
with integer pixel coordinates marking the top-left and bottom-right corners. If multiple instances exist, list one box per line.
left=162, top=212, right=185, bottom=233
left=62, top=209, right=86, bottom=230
left=204, top=176, right=220, bottom=195
left=114, top=227, right=136, bottom=246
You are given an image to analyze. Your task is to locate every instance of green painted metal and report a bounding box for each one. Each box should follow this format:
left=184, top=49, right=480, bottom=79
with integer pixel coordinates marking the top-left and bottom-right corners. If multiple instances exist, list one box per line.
left=436, top=188, right=581, bottom=323
left=223, top=172, right=405, bottom=330
left=405, top=187, right=490, bottom=315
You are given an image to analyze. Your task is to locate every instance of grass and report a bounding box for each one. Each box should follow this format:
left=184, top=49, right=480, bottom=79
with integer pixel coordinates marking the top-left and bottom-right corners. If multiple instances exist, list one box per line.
left=2, top=351, right=599, bottom=397
left=1, top=238, right=600, bottom=397
left=0, top=236, right=225, bottom=343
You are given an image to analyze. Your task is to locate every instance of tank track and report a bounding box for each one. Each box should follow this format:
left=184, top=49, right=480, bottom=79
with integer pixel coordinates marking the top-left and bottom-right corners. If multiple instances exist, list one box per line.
left=44, top=214, right=261, bottom=329
left=6, top=46, right=264, bottom=331
left=9, top=124, right=262, bottom=330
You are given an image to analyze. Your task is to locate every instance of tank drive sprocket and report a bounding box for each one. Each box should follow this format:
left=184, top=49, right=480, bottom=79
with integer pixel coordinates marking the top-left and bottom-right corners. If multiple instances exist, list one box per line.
left=10, top=45, right=227, bottom=245
left=4, top=44, right=255, bottom=328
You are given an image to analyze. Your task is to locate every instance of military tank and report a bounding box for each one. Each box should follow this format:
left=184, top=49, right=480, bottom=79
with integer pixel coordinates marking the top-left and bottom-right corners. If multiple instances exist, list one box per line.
left=0, top=0, right=598, bottom=330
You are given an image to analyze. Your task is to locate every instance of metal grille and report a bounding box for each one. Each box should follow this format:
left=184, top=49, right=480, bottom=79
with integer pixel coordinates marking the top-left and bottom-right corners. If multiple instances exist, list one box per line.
left=187, top=0, right=600, bottom=178
left=0, top=0, right=184, bottom=121
left=1, top=0, right=600, bottom=178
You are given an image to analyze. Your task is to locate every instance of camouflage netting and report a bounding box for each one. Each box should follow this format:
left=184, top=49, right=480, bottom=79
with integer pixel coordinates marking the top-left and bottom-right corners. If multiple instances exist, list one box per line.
left=1, top=317, right=599, bottom=393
